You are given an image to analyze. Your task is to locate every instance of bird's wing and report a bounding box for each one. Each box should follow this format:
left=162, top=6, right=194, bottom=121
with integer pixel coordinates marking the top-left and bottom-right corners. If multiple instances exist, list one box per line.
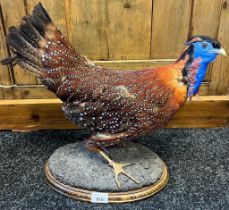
left=62, top=83, right=137, bottom=133
left=62, top=68, right=178, bottom=134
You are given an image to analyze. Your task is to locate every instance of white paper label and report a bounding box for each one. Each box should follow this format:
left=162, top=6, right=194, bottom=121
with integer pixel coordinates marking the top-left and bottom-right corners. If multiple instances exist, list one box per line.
left=91, top=192, right=109, bottom=203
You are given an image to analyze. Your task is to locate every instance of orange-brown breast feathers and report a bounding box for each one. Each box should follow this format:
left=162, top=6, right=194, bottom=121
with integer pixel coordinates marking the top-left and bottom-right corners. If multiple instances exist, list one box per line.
left=152, top=57, right=188, bottom=108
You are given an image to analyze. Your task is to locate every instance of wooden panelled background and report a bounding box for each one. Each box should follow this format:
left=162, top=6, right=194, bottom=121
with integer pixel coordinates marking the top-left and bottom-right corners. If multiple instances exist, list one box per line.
left=0, top=0, right=228, bottom=100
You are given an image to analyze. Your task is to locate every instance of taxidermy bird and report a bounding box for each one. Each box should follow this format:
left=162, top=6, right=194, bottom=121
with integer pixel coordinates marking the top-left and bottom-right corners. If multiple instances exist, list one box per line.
left=0, top=3, right=226, bottom=187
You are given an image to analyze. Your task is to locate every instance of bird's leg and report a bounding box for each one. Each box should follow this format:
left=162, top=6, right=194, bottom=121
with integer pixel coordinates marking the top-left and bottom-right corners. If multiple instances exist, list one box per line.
left=100, top=146, right=112, bottom=158
left=86, top=143, right=140, bottom=188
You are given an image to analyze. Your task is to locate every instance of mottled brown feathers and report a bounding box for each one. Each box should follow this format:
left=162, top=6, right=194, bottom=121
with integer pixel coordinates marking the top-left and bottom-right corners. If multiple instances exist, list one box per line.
left=1, top=3, right=190, bottom=148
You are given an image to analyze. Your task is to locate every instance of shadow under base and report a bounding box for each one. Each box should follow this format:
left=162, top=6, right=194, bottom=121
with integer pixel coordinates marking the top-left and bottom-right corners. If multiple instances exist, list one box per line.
left=44, top=142, right=169, bottom=203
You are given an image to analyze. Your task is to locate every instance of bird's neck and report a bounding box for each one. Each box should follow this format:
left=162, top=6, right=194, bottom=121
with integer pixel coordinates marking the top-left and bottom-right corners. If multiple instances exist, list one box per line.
left=187, top=60, right=209, bottom=96
left=177, top=45, right=210, bottom=97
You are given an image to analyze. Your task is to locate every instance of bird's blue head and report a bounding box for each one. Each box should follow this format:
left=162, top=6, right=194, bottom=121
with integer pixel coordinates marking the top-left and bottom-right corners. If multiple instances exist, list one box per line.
left=180, top=36, right=226, bottom=98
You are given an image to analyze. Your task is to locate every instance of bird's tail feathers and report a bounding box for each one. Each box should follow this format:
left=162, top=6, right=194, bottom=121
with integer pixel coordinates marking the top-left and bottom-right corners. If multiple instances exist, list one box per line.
left=0, top=3, right=52, bottom=78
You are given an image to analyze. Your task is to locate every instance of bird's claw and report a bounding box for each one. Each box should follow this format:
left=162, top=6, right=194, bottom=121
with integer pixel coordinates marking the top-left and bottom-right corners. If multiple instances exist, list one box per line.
left=109, top=161, right=140, bottom=188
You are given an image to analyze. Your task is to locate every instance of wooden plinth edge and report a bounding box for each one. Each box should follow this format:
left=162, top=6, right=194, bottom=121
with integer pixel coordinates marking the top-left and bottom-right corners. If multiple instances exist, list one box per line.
left=44, top=161, right=169, bottom=203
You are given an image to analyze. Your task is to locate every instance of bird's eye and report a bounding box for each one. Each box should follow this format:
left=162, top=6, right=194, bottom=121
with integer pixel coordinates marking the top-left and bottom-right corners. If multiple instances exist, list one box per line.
left=201, top=43, right=208, bottom=48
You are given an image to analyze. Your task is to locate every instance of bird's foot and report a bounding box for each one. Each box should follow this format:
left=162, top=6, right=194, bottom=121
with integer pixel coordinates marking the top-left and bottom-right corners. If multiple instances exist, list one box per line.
left=109, top=160, right=140, bottom=188
left=88, top=144, right=140, bottom=188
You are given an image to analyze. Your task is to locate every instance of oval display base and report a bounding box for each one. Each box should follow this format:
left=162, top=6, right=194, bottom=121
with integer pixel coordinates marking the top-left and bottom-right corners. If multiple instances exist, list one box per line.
left=44, top=142, right=169, bottom=203
left=44, top=161, right=168, bottom=203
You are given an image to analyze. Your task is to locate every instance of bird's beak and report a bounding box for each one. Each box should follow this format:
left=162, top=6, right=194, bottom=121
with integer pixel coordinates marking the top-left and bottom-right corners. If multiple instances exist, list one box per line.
left=212, top=48, right=227, bottom=56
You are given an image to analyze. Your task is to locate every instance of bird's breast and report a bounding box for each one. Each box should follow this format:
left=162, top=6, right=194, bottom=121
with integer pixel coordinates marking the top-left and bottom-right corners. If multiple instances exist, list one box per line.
left=154, top=63, right=187, bottom=108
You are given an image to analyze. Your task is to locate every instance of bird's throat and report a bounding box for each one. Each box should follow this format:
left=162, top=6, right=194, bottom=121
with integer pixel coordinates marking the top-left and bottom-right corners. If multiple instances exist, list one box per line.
left=177, top=45, right=209, bottom=97
left=187, top=58, right=209, bottom=97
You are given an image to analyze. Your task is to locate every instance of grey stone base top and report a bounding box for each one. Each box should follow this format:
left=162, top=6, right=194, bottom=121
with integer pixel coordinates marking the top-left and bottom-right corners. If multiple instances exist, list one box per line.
left=48, top=142, right=164, bottom=192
